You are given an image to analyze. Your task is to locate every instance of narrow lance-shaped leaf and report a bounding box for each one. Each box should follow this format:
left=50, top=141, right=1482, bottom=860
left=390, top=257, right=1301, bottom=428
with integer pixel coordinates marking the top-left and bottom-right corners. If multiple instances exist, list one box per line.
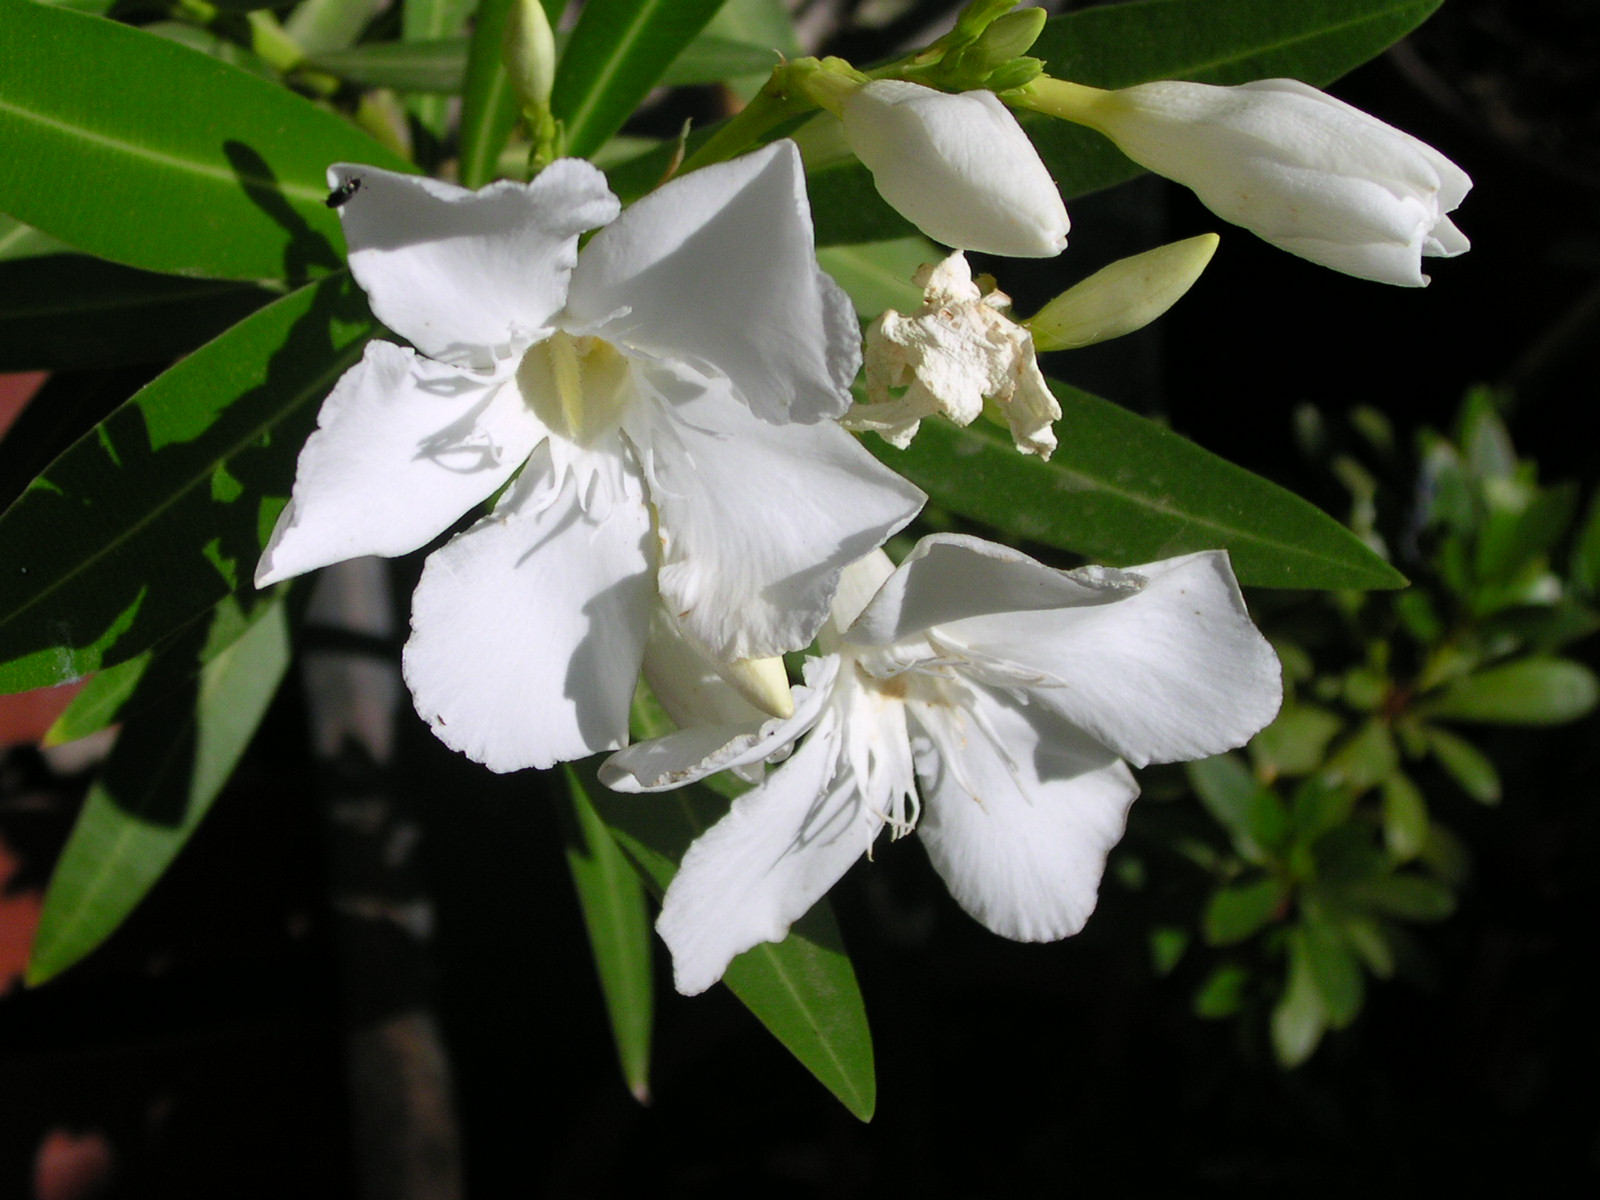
left=577, top=759, right=877, bottom=1122
left=0, top=273, right=374, bottom=694
left=872, top=381, right=1405, bottom=590
left=457, top=0, right=531, bottom=187
left=45, top=590, right=287, bottom=747
left=552, top=0, right=727, bottom=159
left=0, top=0, right=412, bottom=281
left=0, top=254, right=273, bottom=372
left=27, top=597, right=292, bottom=984
left=562, top=767, right=655, bottom=1104
left=807, top=0, right=1445, bottom=245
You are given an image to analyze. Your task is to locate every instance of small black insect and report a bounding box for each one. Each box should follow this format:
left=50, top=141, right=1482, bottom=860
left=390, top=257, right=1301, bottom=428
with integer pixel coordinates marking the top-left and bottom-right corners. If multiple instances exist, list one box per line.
left=325, top=177, right=362, bottom=209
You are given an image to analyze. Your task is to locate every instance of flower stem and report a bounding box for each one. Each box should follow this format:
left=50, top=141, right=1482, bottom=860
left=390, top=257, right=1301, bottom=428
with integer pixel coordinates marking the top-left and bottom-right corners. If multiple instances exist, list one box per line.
left=1009, top=75, right=1112, bottom=130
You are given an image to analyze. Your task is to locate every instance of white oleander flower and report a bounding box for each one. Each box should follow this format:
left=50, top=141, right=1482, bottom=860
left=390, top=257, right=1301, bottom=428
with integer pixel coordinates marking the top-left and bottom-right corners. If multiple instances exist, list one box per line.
left=1078, top=77, right=1470, bottom=286
left=255, top=142, right=924, bottom=773
left=841, top=80, right=1069, bottom=258
left=847, top=250, right=1061, bottom=457
left=603, top=535, right=1283, bottom=995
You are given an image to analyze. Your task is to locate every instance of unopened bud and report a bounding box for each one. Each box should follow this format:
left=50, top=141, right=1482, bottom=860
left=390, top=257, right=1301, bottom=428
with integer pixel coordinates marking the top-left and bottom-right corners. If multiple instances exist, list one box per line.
left=718, top=655, right=795, bottom=720
left=1025, top=233, right=1218, bottom=351
left=503, top=0, right=556, bottom=115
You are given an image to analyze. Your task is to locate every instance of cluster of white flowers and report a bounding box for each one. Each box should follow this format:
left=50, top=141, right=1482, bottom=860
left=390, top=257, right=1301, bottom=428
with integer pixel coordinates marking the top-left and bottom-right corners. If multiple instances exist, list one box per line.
left=260, top=46, right=1467, bottom=994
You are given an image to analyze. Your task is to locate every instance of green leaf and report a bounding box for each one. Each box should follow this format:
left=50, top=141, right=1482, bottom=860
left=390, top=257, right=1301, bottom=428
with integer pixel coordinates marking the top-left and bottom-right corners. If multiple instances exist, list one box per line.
left=1202, top=875, right=1284, bottom=945
left=1193, top=962, right=1249, bottom=1018
left=308, top=36, right=471, bottom=93
left=561, top=769, right=655, bottom=1103
left=553, top=0, right=727, bottom=159
left=1301, top=915, right=1364, bottom=1028
left=1186, top=752, right=1289, bottom=863
left=458, top=0, right=527, bottom=187
left=1570, top=488, right=1600, bottom=598
left=1271, top=928, right=1329, bottom=1067
left=400, top=0, right=476, bottom=134
left=1422, top=723, right=1501, bottom=804
left=44, top=591, right=285, bottom=746
left=0, top=213, right=65, bottom=261
left=1322, top=717, right=1398, bottom=792
left=27, top=598, right=290, bottom=984
left=1421, top=657, right=1600, bottom=725
left=662, top=35, right=787, bottom=86
left=873, top=385, right=1404, bottom=590
left=0, top=254, right=272, bottom=372
left=703, top=0, right=800, bottom=101
left=1339, top=873, right=1455, bottom=922
left=583, top=768, right=876, bottom=1121
left=0, top=0, right=411, bottom=280
left=0, top=273, right=373, bottom=694
left=1248, top=703, right=1343, bottom=778
left=1380, top=770, right=1428, bottom=861
left=816, top=236, right=940, bottom=320
left=809, top=0, right=1444, bottom=245
left=285, top=0, right=384, bottom=56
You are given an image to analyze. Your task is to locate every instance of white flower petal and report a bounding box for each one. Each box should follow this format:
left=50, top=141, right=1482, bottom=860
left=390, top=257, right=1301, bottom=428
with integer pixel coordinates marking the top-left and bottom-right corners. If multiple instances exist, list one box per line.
left=256, top=340, right=544, bottom=586
left=601, top=657, right=840, bottom=793
left=564, top=141, right=858, bottom=424
left=840, top=81, right=1070, bottom=258
left=911, top=684, right=1138, bottom=941
left=401, top=441, right=654, bottom=773
left=656, top=709, right=881, bottom=994
left=636, top=363, right=924, bottom=661
left=930, top=549, right=1283, bottom=767
left=848, top=533, right=1140, bottom=650
left=330, top=160, right=618, bottom=367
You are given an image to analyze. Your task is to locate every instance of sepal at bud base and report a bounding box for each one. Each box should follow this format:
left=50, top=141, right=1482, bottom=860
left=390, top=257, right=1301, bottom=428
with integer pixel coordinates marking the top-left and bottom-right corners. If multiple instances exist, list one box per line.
left=1026, top=234, right=1218, bottom=352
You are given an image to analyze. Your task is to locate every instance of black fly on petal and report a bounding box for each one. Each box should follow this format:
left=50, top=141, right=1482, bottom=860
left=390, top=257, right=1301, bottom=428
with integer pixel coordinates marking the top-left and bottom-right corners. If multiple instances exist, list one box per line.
left=326, top=177, right=362, bottom=209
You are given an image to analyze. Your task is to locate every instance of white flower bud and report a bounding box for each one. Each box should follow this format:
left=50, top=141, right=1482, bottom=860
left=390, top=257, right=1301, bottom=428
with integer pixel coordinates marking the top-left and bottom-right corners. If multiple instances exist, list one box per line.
left=840, top=80, right=1069, bottom=258
left=1085, top=78, right=1470, bottom=286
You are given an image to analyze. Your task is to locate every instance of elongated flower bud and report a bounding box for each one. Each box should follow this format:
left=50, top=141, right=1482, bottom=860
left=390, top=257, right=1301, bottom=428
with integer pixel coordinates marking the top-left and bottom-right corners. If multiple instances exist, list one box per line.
left=1026, top=234, right=1218, bottom=351
left=1052, top=77, right=1470, bottom=286
left=840, top=80, right=1069, bottom=258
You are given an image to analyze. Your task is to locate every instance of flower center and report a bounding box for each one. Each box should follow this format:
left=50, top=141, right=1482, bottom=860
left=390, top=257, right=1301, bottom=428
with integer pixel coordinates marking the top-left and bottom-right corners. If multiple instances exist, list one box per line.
left=517, top=331, right=634, bottom=446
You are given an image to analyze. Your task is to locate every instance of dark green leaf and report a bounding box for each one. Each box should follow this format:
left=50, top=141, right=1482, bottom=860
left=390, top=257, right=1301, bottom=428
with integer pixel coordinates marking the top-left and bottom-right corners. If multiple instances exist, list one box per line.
left=1422, top=723, right=1501, bottom=804
left=562, top=769, right=655, bottom=1103
left=0, top=273, right=373, bottom=694
left=1203, top=875, right=1284, bottom=945
left=0, top=0, right=411, bottom=280
left=1340, top=873, right=1455, bottom=921
left=44, top=591, right=285, bottom=745
left=27, top=598, right=290, bottom=984
left=1421, top=657, right=1600, bottom=725
left=1322, top=718, right=1397, bottom=792
left=583, top=766, right=876, bottom=1121
left=1380, top=770, right=1428, bottom=861
left=0, top=254, right=272, bottom=372
left=553, top=0, right=726, bottom=159
left=1301, top=915, right=1364, bottom=1028
left=1249, top=703, right=1343, bottom=778
left=1193, top=962, right=1249, bottom=1018
left=872, top=385, right=1404, bottom=590
left=1186, top=752, right=1288, bottom=863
